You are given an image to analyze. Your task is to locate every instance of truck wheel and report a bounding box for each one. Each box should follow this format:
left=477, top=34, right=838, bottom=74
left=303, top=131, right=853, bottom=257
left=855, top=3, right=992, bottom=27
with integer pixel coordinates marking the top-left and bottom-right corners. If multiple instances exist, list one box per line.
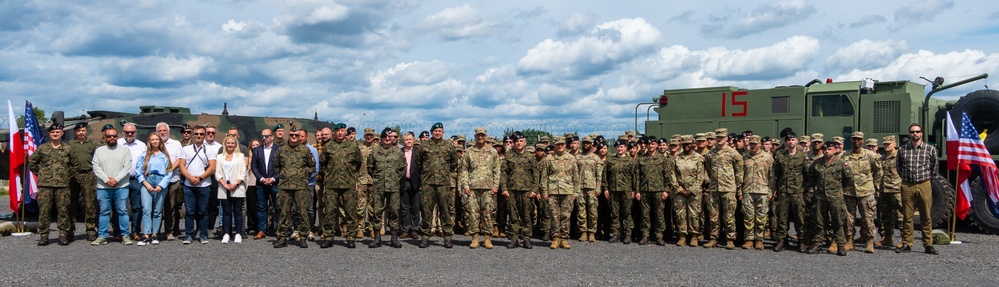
left=952, top=89, right=999, bottom=154
left=969, top=177, right=999, bottom=234
left=930, top=174, right=954, bottom=229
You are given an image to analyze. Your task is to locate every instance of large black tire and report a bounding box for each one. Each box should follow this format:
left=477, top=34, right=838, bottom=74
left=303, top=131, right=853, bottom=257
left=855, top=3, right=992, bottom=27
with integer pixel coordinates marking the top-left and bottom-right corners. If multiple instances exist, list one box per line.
left=969, top=177, right=999, bottom=234
left=930, top=174, right=955, bottom=229
left=951, top=89, right=999, bottom=154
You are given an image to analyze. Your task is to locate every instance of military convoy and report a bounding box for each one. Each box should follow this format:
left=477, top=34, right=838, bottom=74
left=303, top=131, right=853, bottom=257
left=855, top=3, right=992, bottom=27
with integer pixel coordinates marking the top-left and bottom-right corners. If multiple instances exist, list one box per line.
left=643, top=73, right=999, bottom=234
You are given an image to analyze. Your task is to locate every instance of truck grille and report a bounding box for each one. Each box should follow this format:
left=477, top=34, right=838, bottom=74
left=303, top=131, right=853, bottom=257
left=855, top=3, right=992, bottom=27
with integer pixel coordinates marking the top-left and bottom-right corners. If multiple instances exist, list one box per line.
left=873, top=100, right=900, bottom=133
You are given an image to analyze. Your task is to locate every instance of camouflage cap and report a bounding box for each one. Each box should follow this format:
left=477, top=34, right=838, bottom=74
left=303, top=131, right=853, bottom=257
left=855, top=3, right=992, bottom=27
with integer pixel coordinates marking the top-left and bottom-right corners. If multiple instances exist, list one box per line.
left=681, top=135, right=694, bottom=144
left=865, top=138, right=878, bottom=146
left=475, top=127, right=487, bottom=135
left=705, top=132, right=716, bottom=138
left=564, top=133, right=576, bottom=139
left=457, top=134, right=466, bottom=141
left=669, top=138, right=680, bottom=146
left=883, top=135, right=896, bottom=144
left=625, top=130, right=635, bottom=136
left=832, top=136, right=845, bottom=144
left=618, top=135, right=628, bottom=140
left=850, top=131, right=864, bottom=139
left=694, top=133, right=706, bottom=141
left=581, top=136, right=593, bottom=143
left=540, top=135, right=550, bottom=142
left=672, top=134, right=682, bottom=140
left=748, top=135, right=761, bottom=144
left=811, top=133, right=824, bottom=142
left=526, top=146, right=535, bottom=153
left=589, top=133, right=600, bottom=139
left=364, top=127, right=375, bottom=135
left=714, top=128, right=728, bottom=136
left=431, top=122, right=444, bottom=130
left=799, top=135, right=810, bottom=142
left=554, top=136, right=566, bottom=144
left=534, top=143, right=546, bottom=150
left=455, top=144, right=464, bottom=151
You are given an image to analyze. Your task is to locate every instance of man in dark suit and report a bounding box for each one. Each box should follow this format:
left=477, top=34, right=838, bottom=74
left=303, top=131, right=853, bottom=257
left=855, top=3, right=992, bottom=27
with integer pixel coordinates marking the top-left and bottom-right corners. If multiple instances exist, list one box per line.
left=252, top=128, right=280, bottom=239
left=400, top=133, right=422, bottom=239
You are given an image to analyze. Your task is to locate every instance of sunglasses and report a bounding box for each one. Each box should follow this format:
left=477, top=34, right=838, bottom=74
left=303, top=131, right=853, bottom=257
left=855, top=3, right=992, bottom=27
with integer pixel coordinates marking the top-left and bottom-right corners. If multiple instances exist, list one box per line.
left=290, top=134, right=300, bottom=138
left=193, top=132, right=205, bottom=136
left=206, top=131, right=216, bottom=135
left=105, top=134, right=119, bottom=138
left=909, top=130, right=922, bottom=134
left=182, top=130, right=191, bottom=134
left=123, top=131, right=136, bottom=135
left=261, top=134, right=271, bottom=137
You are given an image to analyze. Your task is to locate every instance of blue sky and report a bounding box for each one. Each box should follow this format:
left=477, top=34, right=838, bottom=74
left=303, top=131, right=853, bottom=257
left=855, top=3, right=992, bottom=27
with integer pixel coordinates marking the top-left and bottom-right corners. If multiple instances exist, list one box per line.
left=2, top=0, right=998, bottom=131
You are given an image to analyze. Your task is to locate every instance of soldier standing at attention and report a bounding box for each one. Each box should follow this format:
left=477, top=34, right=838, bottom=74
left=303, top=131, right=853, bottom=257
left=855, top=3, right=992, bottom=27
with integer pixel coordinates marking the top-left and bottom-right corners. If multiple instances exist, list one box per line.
left=273, top=124, right=285, bottom=146
left=740, top=135, right=774, bottom=250
left=801, top=133, right=824, bottom=252
left=319, top=123, right=362, bottom=248
left=541, top=137, right=579, bottom=249
left=273, top=127, right=316, bottom=248
left=603, top=139, right=636, bottom=244
left=704, top=128, right=744, bottom=250
left=68, top=122, right=101, bottom=241
left=355, top=128, right=377, bottom=239
left=501, top=132, right=537, bottom=249
left=30, top=123, right=79, bottom=246
left=896, top=123, right=939, bottom=255
left=636, top=136, right=671, bottom=246
left=772, top=131, right=807, bottom=252
left=534, top=143, right=553, bottom=241
left=843, top=132, right=882, bottom=253
left=459, top=127, right=502, bottom=249
left=671, top=135, right=706, bottom=247
left=575, top=136, right=602, bottom=243
left=877, top=136, right=903, bottom=249
left=416, top=123, right=458, bottom=248
left=807, top=141, right=852, bottom=256
left=367, top=128, right=406, bottom=248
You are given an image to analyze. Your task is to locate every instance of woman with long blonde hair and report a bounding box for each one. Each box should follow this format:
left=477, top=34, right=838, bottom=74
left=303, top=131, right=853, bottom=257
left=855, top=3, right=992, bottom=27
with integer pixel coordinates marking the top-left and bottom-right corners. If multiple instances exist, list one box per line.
left=216, top=136, right=248, bottom=243
left=136, top=133, right=175, bottom=245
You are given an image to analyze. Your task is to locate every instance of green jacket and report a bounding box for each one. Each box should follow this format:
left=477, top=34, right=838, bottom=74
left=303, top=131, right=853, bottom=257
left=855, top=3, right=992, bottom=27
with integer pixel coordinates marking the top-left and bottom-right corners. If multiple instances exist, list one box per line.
left=276, top=143, right=316, bottom=190
left=368, top=144, right=406, bottom=192
left=320, top=139, right=362, bottom=189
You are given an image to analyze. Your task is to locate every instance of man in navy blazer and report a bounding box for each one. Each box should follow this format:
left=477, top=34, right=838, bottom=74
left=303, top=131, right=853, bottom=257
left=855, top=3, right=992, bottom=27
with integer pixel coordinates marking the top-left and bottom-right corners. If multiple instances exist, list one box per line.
left=252, top=128, right=280, bottom=239
left=399, top=133, right=422, bottom=239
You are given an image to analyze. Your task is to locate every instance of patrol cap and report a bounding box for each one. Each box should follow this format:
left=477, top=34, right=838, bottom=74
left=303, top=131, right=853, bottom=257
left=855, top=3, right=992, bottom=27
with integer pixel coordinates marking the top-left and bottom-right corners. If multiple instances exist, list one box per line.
left=475, top=127, right=487, bottom=135
left=865, top=138, right=878, bottom=147
left=695, top=133, right=706, bottom=141
left=832, top=136, right=845, bottom=144
left=882, top=135, right=896, bottom=144
left=589, top=133, right=600, bottom=139
left=101, top=124, right=115, bottom=132
left=714, top=128, right=728, bottom=136
left=850, top=131, right=864, bottom=139
left=564, top=133, right=576, bottom=139
left=681, top=135, right=694, bottom=144
left=332, top=123, right=346, bottom=130
left=48, top=123, right=64, bottom=131
left=799, top=135, right=810, bottom=142
left=748, top=135, right=761, bottom=144
left=540, top=136, right=550, bottom=142
left=704, top=132, right=716, bottom=138
left=457, top=135, right=466, bottom=141
left=672, top=134, right=682, bottom=140
left=364, top=128, right=375, bottom=135
left=535, top=143, right=547, bottom=150
left=526, top=146, right=535, bottom=153
left=554, top=136, right=566, bottom=144
left=511, top=131, right=525, bottom=140
left=618, top=135, right=628, bottom=140
left=73, top=122, right=88, bottom=130
left=455, top=145, right=464, bottom=152
left=811, top=133, right=824, bottom=143
left=431, top=122, right=444, bottom=130
left=625, top=130, right=635, bottom=136
left=581, top=136, right=593, bottom=143
left=669, top=138, right=680, bottom=146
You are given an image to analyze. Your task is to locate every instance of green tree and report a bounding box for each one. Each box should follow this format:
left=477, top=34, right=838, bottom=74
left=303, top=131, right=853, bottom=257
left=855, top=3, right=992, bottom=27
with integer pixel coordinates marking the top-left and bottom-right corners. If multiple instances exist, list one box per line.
left=513, top=128, right=552, bottom=145
left=15, top=107, right=46, bottom=128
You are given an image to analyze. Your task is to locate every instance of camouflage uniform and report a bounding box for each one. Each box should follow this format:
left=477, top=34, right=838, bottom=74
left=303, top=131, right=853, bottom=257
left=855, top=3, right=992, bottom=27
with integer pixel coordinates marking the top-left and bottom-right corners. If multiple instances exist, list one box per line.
left=603, top=153, right=637, bottom=239
left=808, top=155, right=853, bottom=247
left=274, top=142, right=317, bottom=239
left=29, top=142, right=80, bottom=239
left=802, top=142, right=824, bottom=246
left=773, top=147, right=808, bottom=244
left=637, top=151, right=672, bottom=241
left=842, top=141, right=882, bottom=244
left=741, top=147, right=774, bottom=242
left=576, top=150, right=602, bottom=237
left=671, top=149, right=706, bottom=238
left=879, top=146, right=902, bottom=242
left=368, top=144, right=406, bottom=233
left=705, top=145, right=744, bottom=243
left=356, top=141, right=375, bottom=235
left=459, top=143, right=501, bottom=236
left=540, top=151, right=579, bottom=240
left=69, top=138, right=101, bottom=238
left=501, top=149, right=537, bottom=240
left=416, top=138, right=458, bottom=241
left=320, top=139, right=363, bottom=241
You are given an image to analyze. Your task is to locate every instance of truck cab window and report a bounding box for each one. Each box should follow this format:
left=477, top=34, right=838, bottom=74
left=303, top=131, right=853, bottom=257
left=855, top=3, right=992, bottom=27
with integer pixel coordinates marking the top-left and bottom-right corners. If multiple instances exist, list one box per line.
left=812, top=94, right=854, bottom=117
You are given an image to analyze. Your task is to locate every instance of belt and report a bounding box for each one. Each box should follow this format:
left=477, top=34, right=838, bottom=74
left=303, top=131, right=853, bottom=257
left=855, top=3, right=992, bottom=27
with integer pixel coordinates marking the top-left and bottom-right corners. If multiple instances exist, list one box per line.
left=903, top=179, right=930, bottom=184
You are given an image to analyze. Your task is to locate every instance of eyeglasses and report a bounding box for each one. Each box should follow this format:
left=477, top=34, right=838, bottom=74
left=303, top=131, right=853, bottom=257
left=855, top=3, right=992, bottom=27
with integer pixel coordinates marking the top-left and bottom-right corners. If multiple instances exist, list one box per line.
left=193, top=132, right=205, bottom=136
left=909, top=130, right=922, bottom=134
left=105, top=134, right=118, bottom=138
left=182, top=131, right=191, bottom=134
left=206, top=131, right=216, bottom=135
left=123, top=131, right=136, bottom=135
left=290, top=134, right=300, bottom=138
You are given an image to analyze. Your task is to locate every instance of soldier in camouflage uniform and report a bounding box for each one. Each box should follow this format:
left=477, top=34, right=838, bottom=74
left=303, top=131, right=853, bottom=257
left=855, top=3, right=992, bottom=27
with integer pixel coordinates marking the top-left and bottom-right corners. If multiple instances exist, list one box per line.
left=355, top=128, right=377, bottom=238
left=272, top=127, right=316, bottom=249
left=843, top=132, right=882, bottom=253
left=68, top=122, right=101, bottom=241
left=575, top=136, right=602, bottom=242
left=603, top=139, right=637, bottom=244
left=416, top=123, right=458, bottom=248
left=319, top=123, right=363, bottom=248
left=534, top=143, right=553, bottom=240
left=541, top=137, right=579, bottom=249
left=30, top=124, right=81, bottom=246
left=740, top=135, right=774, bottom=250
left=772, top=132, right=808, bottom=252
left=703, top=128, right=744, bottom=250
left=367, top=128, right=406, bottom=248
left=801, top=133, right=824, bottom=252
left=501, top=132, right=537, bottom=249
left=459, top=128, right=502, bottom=249
left=671, top=135, right=707, bottom=247
left=807, top=141, right=853, bottom=256
left=877, top=135, right=903, bottom=248
left=637, top=136, right=672, bottom=246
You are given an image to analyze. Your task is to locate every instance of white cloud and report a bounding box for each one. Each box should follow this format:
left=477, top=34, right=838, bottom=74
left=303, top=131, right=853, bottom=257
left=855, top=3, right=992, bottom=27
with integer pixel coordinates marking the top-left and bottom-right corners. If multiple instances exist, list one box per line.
left=222, top=19, right=247, bottom=32
left=847, top=15, right=887, bottom=28
left=303, top=4, right=350, bottom=24
left=700, top=0, right=816, bottom=38
left=826, top=39, right=910, bottom=71
left=518, top=17, right=662, bottom=78
left=416, top=4, right=505, bottom=40
left=101, top=56, right=214, bottom=87
left=837, top=49, right=999, bottom=88
left=890, top=0, right=954, bottom=31
left=556, top=12, right=596, bottom=37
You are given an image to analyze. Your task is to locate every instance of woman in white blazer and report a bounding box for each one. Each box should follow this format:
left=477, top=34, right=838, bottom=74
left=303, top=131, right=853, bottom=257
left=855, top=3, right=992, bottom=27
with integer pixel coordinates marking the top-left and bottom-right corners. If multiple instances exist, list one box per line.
left=216, top=136, right=247, bottom=244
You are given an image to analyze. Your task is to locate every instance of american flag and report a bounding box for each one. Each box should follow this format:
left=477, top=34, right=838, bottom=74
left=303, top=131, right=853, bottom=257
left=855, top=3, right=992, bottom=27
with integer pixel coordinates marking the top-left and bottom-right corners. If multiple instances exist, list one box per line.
left=948, top=112, right=999, bottom=219
left=23, top=101, right=44, bottom=202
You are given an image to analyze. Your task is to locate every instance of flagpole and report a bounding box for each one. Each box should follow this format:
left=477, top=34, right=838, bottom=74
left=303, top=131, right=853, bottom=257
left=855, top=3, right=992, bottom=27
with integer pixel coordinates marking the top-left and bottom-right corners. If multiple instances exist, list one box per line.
left=12, top=128, right=31, bottom=236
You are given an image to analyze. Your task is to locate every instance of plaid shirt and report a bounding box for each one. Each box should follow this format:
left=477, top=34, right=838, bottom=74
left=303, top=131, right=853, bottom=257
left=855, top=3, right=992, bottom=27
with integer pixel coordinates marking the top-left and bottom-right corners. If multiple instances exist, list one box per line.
left=897, top=141, right=937, bottom=183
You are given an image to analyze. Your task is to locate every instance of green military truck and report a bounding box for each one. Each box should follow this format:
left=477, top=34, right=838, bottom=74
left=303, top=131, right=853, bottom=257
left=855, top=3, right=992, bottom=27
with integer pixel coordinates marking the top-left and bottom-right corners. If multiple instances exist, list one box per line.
left=643, top=74, right=999, bottom=234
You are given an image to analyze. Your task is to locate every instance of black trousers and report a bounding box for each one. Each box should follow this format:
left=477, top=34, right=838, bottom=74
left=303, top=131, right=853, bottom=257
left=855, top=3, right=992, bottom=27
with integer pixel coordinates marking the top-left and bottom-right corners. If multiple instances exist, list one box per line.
left=400, top=180, right=421, bottom=233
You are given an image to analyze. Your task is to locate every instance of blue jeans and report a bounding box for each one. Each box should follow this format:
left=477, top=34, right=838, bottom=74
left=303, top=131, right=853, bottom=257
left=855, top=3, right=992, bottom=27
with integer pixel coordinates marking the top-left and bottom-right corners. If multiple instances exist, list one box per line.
left=129, top=178, right=143, bottom=236
left=184, top=185, right=211, bottom=240
left=257, top=184, right=279, bottom=232
left=97, top=188, right=130, bottom=239
left=140, top=174, right=166, bottom=235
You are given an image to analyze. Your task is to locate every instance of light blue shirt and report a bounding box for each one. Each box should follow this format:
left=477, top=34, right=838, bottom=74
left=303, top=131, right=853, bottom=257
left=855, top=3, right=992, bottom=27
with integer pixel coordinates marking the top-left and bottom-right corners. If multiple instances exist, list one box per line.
left=136, top=151, right=174, bottom=189
left=307, top=144, right=319, bottom=186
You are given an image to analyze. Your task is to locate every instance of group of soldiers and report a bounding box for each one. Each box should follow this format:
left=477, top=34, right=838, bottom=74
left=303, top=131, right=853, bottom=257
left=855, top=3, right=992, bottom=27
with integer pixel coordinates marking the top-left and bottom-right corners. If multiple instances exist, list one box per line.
left=25, top=120, right=942, bottom=255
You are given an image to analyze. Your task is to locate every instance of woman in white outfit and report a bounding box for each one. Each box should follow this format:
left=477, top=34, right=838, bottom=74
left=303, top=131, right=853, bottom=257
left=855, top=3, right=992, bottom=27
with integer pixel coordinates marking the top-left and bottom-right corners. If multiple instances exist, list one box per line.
left=216, top=136, right=247, bottom=243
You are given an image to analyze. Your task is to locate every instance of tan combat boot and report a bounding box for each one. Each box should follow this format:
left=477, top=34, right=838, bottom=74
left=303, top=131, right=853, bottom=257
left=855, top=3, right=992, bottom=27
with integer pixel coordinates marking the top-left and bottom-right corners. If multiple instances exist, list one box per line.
left=689, top=236, right=699, bottom=247
left=864, top=240, right=874, bottom=253
left=550, top=237, right=560, bottom=249
left=703, top=240, right=717, bottom=248
left=469, top=234, right=480, bottom=249
left=676, top=236, right=687, bottom=247
left=492, top=226, right=500, bottom=237
left=560, top=237, right=572, bottom=249
left=878, top=236, right=893, bottom=247
left=742, top=240, right=754, bottom=249
left=725, top=240, right=736, bottom=250
left=755, top=240, right=764, bottom=250
left=579, top=233, right=587, bottom=242
left=588, top=232, right=595, bottom=242
left=845, top=237, right=854, bottom=251
left=483, top=235, right=494, bottom=249
left=828, top=243, right=838, bottom=253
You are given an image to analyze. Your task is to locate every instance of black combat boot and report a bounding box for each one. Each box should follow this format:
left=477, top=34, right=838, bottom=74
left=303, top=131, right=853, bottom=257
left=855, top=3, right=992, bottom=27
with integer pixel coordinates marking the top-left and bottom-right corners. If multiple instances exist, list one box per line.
left=836, top=244, right=847, bottom=256
left=320, top=239, right=335, bottom=248
left=38, top=235, right=49, bottom=246
left=773, top=240, right=784, bottom=252
left=390, top=232, right=401, bottom=248
left=419, top=238, right=430, bottom=248
left=638, top=236, right=649, bottom=245
left=298, top=238, right=308, bottom=248
left=443, top=239, right=454, bottom=249
left=655, top=237, right=665, bottom=246
left=58, top=235, right=70, bottom=246
left=507, top=238, right=519, bottom=249
left=273, top=238, right=287, bottom=248
left=608, top=234, right=620, bottom=243
left=523, top=237, right=533, bottom=249
left=806, top=243, right=823, bottom=254
left=623, top=235, right=632, bottom=244
left=369, top=236, right=382, bottom=248
left=346, top=240, right=356, bottom=248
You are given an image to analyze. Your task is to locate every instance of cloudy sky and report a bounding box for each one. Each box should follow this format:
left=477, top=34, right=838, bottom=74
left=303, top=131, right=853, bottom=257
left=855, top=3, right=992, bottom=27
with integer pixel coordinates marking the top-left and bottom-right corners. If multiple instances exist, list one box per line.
left=2, top=0, right=998, bottom=132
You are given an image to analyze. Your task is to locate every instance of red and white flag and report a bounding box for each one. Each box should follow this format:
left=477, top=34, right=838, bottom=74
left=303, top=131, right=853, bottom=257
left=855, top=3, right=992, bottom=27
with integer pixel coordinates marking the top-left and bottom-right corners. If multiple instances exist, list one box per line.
left=7, top=100, right=23, bottom=213
left=949, top=112, right=999, bottom=220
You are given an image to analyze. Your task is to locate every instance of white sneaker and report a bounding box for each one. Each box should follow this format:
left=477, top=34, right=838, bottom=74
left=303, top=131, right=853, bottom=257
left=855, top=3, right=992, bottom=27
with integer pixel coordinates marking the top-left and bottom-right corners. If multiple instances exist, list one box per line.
left=182, top=239, right=192, bottom=245
left=137, top=239, right=148, bottom=246
left=221, top=234, right=230, bottom=244
left=152, top=238, right=160, bottom=245
left=234, top=234, right=242, bottom=244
